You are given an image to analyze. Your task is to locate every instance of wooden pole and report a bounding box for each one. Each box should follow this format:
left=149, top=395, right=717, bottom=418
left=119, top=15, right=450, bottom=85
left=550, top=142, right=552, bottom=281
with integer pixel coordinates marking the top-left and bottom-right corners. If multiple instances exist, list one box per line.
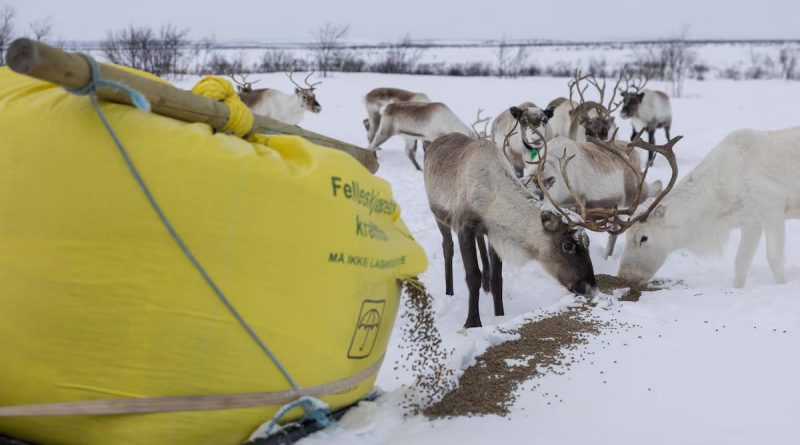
left=6, top=38, right=379, bottom=173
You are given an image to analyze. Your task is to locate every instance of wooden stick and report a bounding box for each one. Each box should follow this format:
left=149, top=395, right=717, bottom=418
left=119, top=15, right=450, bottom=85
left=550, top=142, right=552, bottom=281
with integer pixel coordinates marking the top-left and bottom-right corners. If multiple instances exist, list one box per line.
left=7, top=38, right=379, bottom=173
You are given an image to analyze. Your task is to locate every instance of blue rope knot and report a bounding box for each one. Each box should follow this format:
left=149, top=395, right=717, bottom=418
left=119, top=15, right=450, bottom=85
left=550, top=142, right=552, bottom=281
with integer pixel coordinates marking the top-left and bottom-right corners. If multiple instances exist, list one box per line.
left=249, top=396, right=334, bottom=440
left=66, top=54, right=151, bottom=112
left=64, top=55, right=336, bottom=437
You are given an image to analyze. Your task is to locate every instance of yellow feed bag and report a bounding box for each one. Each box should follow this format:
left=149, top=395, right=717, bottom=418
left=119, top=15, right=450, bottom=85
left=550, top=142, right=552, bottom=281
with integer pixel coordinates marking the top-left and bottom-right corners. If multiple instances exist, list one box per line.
left=0, top=68, right=427, bottom=445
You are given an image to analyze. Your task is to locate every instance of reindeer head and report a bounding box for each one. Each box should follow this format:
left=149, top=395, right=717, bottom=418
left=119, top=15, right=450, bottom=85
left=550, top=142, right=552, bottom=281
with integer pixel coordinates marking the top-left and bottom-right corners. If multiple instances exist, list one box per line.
left=620, top=92, right=646, bottom=119
left=573, top=103, right=615, bottom=140
left=618, top=69, right=649, bottom=120
left=617, top=204, right=669, bottom=285
left=509, top=105, right=553, bottom=147
left=287, top=71, right=322, bottom=114
left=538, top=211, right=597, bottom=295
left=567, top=69, right=624, bottom=141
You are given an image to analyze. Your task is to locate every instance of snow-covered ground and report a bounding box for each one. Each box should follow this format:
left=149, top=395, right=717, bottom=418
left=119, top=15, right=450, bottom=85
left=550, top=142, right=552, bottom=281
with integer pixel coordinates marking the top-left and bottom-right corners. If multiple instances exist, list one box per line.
left=175, top=73, right=800, bottom=444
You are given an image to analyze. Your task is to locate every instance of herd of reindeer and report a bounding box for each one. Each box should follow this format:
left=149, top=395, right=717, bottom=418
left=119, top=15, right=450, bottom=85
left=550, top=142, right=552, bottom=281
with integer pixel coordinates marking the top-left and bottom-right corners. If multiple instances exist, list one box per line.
left=228, top=68, right=800, bottom=329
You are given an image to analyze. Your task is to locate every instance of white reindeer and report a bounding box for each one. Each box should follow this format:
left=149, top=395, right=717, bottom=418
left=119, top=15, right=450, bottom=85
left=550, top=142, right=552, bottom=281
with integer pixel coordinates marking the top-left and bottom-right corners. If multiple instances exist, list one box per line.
left=618, top=127, right=800, bottom=287
left=235, top=72, right=322, bottom=126
left=490, top=102, right=553, bottom=177
left=367, top=102, right=475, bottom=170
left=424, top=133, right=596, bottom=328
left=618, top=75, right=673, bottom=167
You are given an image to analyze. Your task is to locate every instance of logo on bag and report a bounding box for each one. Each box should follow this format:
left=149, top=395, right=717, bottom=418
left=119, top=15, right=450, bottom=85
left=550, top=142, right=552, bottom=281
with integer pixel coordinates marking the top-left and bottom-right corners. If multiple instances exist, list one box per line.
left=347, top=300, right=385, bottom=359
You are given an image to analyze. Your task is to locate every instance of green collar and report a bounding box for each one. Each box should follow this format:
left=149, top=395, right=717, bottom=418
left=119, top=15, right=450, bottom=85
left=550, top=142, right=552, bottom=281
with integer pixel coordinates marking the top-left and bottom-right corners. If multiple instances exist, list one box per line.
left=521, top=132, right=539, bottom=160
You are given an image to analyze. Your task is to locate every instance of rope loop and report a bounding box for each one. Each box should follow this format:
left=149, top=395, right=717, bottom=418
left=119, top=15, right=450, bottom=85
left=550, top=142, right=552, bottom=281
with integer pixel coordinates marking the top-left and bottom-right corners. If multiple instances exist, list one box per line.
left=66, top=54, right=151, bottom=112
left=248, top=396, right=334, bottom=441
left=191, top=76, right=254, bottom=137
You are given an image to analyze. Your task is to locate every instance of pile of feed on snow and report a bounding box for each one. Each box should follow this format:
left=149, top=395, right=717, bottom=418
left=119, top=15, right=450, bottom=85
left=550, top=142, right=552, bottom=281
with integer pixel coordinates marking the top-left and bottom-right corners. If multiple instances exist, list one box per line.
left=595, top=274, right=663, bottom=302
left=397, top=279, right=456, bottom=415
left=424, top=308, right=610, bottom=418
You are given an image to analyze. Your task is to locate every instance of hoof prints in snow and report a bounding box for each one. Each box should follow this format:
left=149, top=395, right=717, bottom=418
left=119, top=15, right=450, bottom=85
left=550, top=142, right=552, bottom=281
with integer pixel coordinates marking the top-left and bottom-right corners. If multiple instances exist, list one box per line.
left=424, top=308, right=613, bottom=418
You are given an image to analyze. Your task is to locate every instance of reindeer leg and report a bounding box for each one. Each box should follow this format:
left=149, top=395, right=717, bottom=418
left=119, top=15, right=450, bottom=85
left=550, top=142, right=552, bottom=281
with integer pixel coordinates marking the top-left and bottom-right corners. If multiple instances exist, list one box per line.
left=734, top=223, right=762, bottom=288
left=459, top=226, right=482, bottom=328
left=646, top=128, right=656, bottom=167
left=476, top=234, right=490, bottom=292
left=404, top=137, right=422, bottom=171
left=489, top=244, right=504, bottom=316
left=437, top=221, right=454, bottom=296
left=367, top=121, right=393, bottom=151
left=604, top=234, right=618, bottom=259
left=764, top=217, right=787, bottom=285
left=367, top=112, right=381, bottom=143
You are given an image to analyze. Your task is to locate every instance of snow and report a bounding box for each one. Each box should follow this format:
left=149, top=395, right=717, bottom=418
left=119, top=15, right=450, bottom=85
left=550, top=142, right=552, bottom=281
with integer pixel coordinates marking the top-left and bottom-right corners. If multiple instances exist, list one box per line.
left=174, top=73, right=800, bottom=444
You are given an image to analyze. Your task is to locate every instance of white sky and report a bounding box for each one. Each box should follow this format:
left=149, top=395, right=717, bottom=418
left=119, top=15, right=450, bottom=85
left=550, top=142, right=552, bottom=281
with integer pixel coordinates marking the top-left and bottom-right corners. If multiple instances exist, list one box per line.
left=8, top=0, right=800, bottom=43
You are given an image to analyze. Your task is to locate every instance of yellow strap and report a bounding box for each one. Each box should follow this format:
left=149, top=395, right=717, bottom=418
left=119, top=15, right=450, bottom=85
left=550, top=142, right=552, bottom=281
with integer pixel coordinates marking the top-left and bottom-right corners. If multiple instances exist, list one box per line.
left=191, top=76, right=254, bottom=138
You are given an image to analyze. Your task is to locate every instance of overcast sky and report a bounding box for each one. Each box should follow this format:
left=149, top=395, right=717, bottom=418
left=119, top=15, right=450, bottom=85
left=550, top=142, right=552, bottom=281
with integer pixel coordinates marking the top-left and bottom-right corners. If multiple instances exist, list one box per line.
left=8, top=0, right=800, bottom=43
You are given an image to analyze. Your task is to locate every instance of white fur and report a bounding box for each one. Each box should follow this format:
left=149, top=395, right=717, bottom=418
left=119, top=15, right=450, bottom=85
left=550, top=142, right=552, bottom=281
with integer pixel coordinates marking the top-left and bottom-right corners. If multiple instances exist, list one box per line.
left=248, top=90, right=308, bottom=126
left=618, top=127, right=800, bottom=287
left=627, top=89, right=672, bottom=133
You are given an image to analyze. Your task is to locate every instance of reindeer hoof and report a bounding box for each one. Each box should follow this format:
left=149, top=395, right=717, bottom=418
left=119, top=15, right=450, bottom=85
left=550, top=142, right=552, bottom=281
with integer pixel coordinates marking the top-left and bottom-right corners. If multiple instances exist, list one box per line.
left=464, top=317, right=482, bottom=329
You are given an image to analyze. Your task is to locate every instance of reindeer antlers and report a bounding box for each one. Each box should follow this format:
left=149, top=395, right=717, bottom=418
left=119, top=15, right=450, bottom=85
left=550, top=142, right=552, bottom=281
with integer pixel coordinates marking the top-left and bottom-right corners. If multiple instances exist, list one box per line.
left=227, top=73, right=260, bottom=93
left=526, top=126, right=681, bottom=234
left=286, top=71, right=322, bottom=91
left=567, top=68, right=626, bottom=114
left=619, top=67, right=650, bottom=94
left=471, top=108, right=492, bottom=139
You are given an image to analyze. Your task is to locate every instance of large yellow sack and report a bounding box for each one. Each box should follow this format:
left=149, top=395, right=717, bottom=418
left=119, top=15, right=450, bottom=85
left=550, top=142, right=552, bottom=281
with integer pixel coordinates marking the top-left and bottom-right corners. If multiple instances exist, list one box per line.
left=0, top=68, right=427, bottom=445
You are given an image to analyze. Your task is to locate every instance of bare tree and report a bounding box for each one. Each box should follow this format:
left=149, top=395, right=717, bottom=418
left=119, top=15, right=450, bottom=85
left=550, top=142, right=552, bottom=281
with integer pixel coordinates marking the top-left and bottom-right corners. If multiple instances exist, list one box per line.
left=661, top=26, right=696, bottom=97
left=103, top=24, right=190, bottom=76
left=312, top=22, right=349, bottom=77
left=779, top=46, right=798, bottom=80
left=371, top=34, right=425, bottom=73
left=29, top=16, right=53, bottom=42
left=0, top=5, right=15, bottom=66
left=494, top=37, right=528, bottom=77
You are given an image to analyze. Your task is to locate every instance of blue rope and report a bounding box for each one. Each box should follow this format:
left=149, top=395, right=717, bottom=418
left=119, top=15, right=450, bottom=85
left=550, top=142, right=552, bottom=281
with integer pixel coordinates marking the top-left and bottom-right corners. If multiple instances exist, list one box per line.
left=256, top=396, right=333, bottom=439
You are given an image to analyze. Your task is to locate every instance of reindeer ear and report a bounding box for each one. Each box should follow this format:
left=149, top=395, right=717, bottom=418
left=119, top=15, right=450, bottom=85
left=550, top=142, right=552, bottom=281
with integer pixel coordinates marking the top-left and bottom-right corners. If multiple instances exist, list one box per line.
left=543, top=108, right=554, bottom=119
left=541, top=176, right=556, bottom=190
left=541, top=210, right=562, bottom=233
left=509, top=106, right=524, bottom=120
left=295, top=87, right=301, bottom=94
left=652, top=204, right=666, bottom=219
left=637, top=92, right=645, bottom=100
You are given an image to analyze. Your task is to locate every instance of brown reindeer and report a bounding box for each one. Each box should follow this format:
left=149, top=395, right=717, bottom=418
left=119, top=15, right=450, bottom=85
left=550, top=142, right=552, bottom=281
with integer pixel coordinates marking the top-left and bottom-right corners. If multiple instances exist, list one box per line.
left=424, top=133, right=596, bottom=328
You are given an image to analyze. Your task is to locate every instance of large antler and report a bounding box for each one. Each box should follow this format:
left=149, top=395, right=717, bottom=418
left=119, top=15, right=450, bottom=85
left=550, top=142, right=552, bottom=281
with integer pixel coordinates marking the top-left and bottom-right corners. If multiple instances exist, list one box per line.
left=286, top=71, right=322, bottom=91
left=227, top=73, right=259, bottom=93
left=569, top=68, right=625, bottom=115
left=529, top=126, right=681, bottom=234
left=619, top=67, right=650, bottom=95
left=471, top=108, right=492, bottom=138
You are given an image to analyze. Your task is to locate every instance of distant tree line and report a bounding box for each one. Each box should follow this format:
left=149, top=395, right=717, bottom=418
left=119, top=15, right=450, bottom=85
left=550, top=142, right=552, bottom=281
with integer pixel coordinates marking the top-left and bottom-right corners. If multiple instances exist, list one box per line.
left=1, top=11, right=797, bottom=88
